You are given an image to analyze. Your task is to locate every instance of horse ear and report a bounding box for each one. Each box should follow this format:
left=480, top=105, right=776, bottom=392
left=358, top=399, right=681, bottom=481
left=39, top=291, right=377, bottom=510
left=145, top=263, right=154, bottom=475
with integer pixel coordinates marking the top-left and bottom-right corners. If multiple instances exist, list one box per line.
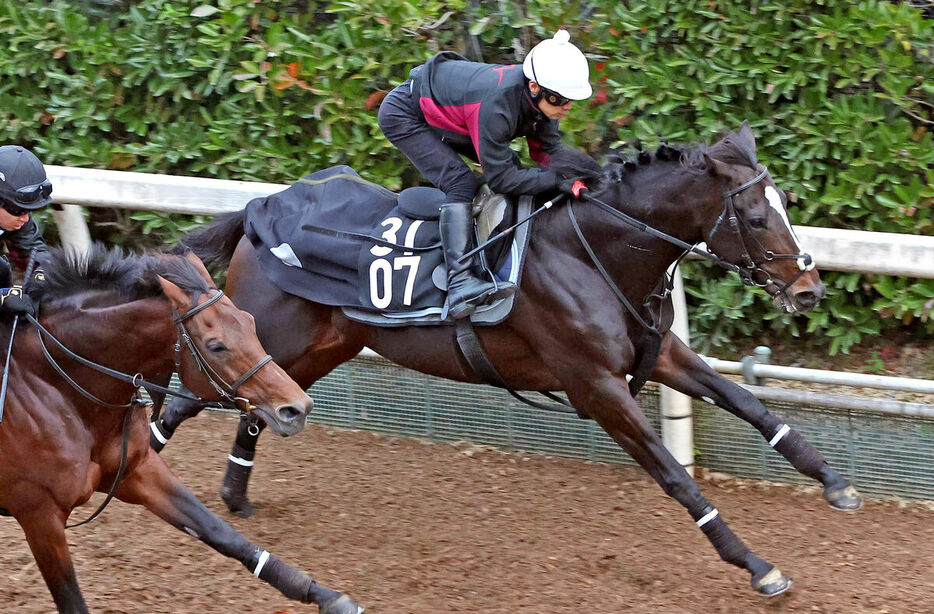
left=737, top=120, right=757, bottom=151
left=183, top=251, right=216, bottom=285
left=157, top=275, right=189, bottom=310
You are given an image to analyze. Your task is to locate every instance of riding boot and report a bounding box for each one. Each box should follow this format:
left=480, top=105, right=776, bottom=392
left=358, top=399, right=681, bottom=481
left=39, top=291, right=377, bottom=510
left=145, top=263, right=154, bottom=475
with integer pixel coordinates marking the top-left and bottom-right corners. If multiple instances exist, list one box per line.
left=440, top=201, right=516, bottom=320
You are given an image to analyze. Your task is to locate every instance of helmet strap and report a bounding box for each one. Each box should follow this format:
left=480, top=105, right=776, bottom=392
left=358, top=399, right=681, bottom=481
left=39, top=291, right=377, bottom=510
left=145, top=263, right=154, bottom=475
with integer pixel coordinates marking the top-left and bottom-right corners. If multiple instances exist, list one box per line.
left=528, top=52, right=545, bottom=105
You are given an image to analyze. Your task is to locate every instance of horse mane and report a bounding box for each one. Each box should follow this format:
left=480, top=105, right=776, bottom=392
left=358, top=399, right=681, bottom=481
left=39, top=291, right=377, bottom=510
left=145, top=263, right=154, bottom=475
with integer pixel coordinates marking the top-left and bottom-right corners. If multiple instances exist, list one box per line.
left=34, top=244, right=210, bottom=303
left=558, top=125, right=760, bottom=189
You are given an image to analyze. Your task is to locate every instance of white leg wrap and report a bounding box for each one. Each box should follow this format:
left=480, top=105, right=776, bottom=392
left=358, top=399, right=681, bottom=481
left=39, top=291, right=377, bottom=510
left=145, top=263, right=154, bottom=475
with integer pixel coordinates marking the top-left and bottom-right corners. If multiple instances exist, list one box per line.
left=769, top=424, right=791, bottom=448
left=696, top=508, right=719, bottom=527
left=228, top=454, right=254, bottom=467
left=253, top=549, right=270, bottom=577
left=149, top=421, right=168, bottom=445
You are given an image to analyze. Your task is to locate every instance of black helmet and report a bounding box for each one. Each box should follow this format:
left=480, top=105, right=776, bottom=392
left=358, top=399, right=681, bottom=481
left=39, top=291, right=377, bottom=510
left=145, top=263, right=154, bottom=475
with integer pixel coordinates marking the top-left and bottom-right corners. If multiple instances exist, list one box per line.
left=0, top=145, right=53, bottom=210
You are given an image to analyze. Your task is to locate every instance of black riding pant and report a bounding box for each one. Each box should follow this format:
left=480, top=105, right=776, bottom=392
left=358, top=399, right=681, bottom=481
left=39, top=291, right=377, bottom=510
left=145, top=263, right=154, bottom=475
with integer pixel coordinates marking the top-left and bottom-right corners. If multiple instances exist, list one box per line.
left=377, top=81, right=478, bottom=203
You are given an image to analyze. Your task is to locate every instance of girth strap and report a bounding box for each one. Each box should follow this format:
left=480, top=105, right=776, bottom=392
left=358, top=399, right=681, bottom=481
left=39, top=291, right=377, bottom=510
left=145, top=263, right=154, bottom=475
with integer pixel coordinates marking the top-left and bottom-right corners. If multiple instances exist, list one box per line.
left=453, top=320, right=588, bottom=418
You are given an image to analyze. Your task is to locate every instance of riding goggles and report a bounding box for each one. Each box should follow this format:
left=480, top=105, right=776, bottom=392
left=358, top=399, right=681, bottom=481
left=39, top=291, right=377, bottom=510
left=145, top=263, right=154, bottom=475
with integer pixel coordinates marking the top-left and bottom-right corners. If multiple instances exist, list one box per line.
left=0, top=179, right=52, bottom=206
left=0, top=199, right=31, bottom=217
left=539, top=86, right=572, bottom=107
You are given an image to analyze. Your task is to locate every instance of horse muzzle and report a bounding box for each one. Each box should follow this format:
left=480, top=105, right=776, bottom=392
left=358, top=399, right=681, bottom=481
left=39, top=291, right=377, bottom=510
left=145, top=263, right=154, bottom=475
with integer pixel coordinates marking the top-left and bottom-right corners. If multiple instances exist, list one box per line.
left=772, top=282, right=825, bottom=314
left=253, top=396, right=314, bottom=437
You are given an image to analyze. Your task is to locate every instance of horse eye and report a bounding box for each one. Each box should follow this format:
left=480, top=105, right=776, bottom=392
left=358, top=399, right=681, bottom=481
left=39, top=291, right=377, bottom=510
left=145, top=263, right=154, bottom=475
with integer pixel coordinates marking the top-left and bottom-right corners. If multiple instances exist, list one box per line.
left=206, top=340, right=228, bottom=353
left=748, top=216, right=767, bottom=229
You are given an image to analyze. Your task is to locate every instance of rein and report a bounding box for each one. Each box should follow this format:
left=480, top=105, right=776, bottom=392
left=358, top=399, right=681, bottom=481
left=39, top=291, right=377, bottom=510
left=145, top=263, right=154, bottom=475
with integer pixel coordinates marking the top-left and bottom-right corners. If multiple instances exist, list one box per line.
left=578, top=167, right=814, bottom=302
left=0, top=249, right=40, bottom=422
left=578, top=191, right=742, bottom=275
left=559, top=167, right=810, bottom=394
left=28, top=288, right=272, bottom=529
left=25, top=289, right=264, bottom=409
left=29, top=313, right=194, bottom=408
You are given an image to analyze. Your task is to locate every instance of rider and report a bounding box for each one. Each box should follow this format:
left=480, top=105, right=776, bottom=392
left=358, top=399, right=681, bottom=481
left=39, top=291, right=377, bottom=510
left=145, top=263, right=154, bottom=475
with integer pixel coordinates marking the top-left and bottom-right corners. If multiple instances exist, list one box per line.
left=0, top=145, right=53, bottom=317
left=378, top=29, right=594, bottom=319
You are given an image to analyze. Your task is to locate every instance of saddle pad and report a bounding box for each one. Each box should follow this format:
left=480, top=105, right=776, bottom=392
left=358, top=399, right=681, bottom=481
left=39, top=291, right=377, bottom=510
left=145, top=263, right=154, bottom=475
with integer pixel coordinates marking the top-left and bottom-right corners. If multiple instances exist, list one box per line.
left=245, top=165, right=533, bottom=325
left=341, top=195, right=534, bottom=327
left=245, top=165, right=402, bottom=307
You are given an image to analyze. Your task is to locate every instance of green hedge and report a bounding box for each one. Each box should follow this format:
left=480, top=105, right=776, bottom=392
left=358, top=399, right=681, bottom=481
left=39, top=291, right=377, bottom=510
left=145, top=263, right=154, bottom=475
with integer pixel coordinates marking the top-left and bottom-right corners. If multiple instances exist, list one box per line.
left=0, top=0, right=931, bottom=353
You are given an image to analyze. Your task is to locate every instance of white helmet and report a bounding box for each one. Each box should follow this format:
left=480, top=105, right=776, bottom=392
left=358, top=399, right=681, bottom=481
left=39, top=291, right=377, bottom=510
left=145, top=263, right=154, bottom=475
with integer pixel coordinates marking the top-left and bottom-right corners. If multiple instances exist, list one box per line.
left=522, top=29, right=592, bottom=101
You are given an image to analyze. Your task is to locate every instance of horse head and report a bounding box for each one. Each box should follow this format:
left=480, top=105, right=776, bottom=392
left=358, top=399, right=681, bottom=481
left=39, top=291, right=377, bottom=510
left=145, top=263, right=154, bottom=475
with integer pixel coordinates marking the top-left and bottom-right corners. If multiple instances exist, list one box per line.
left=157, top=252, right=314, bottom=436
left=701, top=121, right=825, bottom=313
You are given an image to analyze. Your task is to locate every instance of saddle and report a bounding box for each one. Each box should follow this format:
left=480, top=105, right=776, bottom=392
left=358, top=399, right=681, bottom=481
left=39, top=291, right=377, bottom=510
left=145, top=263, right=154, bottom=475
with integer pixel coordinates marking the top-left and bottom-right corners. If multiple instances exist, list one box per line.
left=244, top=165, right=535, bottom=327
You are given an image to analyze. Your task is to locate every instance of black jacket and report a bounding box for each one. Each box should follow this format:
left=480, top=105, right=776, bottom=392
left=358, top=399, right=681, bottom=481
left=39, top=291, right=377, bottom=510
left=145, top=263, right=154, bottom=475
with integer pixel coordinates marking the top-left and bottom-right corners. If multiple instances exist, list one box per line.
left=1, top=217, right=48, bottom=271
left=410, top=52, right=563, bottom=196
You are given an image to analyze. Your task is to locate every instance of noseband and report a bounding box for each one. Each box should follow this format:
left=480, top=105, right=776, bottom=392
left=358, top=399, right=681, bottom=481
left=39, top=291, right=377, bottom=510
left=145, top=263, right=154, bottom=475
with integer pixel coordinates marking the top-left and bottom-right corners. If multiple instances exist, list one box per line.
left=29, top=288, right=271, bottom=412
left=172, top=289, right=273, bottom=409
left=707, top=167, right=815, bottom=297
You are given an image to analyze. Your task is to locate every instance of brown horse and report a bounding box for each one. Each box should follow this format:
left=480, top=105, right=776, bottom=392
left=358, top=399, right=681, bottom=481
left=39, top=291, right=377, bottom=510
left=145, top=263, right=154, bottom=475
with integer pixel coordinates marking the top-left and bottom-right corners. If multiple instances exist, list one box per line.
left=159, top=122, right=862, bottom=596
left=0, top=246, right=362, bottom=614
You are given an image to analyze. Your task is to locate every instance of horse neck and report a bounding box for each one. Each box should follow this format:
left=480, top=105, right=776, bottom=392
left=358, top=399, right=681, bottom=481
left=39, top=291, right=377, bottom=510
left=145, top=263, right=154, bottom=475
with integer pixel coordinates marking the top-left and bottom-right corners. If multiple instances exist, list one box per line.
left=543, top=166, right=721, bottom=299
left=35, top=295, right=177, bottom=398
left=622, top=163, right=722, bottom=242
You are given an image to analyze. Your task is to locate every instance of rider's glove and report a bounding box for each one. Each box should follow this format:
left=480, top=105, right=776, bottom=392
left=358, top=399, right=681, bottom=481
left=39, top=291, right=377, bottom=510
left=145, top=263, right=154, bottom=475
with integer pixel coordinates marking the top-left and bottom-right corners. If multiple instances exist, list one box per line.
left=557, top=178, right=589, bottom=199
left=0, top=286, right=36, bottom=317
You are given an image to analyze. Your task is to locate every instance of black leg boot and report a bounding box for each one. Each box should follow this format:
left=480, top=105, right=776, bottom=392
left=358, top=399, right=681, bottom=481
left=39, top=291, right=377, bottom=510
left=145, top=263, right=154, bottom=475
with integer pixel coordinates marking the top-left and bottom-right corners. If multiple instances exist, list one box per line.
left=440, top=202, right=516, bottom=319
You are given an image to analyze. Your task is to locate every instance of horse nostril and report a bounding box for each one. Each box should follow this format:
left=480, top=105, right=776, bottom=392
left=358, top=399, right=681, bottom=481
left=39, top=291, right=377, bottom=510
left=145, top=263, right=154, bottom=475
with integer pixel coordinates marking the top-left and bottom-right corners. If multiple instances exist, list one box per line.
left=795, top=290, right=820, bottom=311
left=276, top=404, right=305, bottom=423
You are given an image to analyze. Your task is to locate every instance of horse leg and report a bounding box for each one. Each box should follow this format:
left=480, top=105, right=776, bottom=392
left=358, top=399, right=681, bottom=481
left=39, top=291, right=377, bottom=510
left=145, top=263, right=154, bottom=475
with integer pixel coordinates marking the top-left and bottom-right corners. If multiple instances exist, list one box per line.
left=149, top=390, right=206, bottom=453
left=217, top=332, right=365, bottom=518
left=16, top=502, right=88, bottom=613
left=569, top=375, right=791, bottom=596
left=115, top=451, right=363, bottom=614
left=220, top=415, right=267, bottom=517
left=651, top=334, right=862, bottom=511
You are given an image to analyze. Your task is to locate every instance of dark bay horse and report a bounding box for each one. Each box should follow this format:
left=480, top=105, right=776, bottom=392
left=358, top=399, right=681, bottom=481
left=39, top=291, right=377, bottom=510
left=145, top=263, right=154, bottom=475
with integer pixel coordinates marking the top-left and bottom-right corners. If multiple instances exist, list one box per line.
left=0, top=246, right=362, bottom=614
left=160, top=122, right=862, bottom=596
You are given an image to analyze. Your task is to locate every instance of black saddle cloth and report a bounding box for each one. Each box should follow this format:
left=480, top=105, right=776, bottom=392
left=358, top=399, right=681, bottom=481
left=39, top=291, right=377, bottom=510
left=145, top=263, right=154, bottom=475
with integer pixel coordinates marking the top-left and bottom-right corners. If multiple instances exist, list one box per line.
left=244, top=166, right=528, bottom=324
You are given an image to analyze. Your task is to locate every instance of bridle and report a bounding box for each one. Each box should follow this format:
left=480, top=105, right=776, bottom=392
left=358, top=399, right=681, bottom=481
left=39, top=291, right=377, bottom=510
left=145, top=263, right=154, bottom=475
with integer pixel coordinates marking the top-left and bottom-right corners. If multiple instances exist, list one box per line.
left=561, top=166, right=817, bottom=388
left=26, top=287, right=273, bottom=529
left=29, top=288, right=272, bottom=411
left=706, top=167, right=816, bottom=298
left=455, top=164, right=819, bottom=413
left=171, top=289, right=273, bottom=409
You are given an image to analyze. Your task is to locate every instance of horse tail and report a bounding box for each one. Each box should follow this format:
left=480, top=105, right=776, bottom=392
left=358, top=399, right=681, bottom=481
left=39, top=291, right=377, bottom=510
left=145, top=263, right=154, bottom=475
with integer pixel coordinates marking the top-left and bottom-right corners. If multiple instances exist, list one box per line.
left=178, top=209, right=246, bottom=268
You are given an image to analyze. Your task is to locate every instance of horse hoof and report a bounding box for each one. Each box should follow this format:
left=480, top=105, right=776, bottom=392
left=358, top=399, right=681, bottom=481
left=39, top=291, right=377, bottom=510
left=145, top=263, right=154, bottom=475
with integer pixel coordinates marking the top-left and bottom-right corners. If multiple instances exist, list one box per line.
left=220, top=491, right=256, bottom=518
left=320, top=594, right=364, bottom=614
left=751, top=567, right=792, bottom=597
left=823, top=484, right=863, bottom=512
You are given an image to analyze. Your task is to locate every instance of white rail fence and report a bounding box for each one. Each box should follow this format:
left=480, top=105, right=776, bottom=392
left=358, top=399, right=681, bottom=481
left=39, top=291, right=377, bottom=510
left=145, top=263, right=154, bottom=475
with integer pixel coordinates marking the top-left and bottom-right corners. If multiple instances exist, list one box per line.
left=45, top=166, right=934, bottom=471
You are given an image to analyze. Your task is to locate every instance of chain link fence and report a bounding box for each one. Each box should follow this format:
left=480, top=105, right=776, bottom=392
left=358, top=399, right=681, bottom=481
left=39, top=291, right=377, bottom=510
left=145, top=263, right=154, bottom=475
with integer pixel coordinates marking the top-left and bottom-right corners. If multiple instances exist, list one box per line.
left=306, top=355, right=934, bottom=501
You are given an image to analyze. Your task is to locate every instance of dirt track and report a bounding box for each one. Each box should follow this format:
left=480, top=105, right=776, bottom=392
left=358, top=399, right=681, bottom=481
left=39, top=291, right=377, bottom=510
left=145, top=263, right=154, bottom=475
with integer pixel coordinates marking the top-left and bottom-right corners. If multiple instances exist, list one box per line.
left=2, top=411, right=934, bottom=613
